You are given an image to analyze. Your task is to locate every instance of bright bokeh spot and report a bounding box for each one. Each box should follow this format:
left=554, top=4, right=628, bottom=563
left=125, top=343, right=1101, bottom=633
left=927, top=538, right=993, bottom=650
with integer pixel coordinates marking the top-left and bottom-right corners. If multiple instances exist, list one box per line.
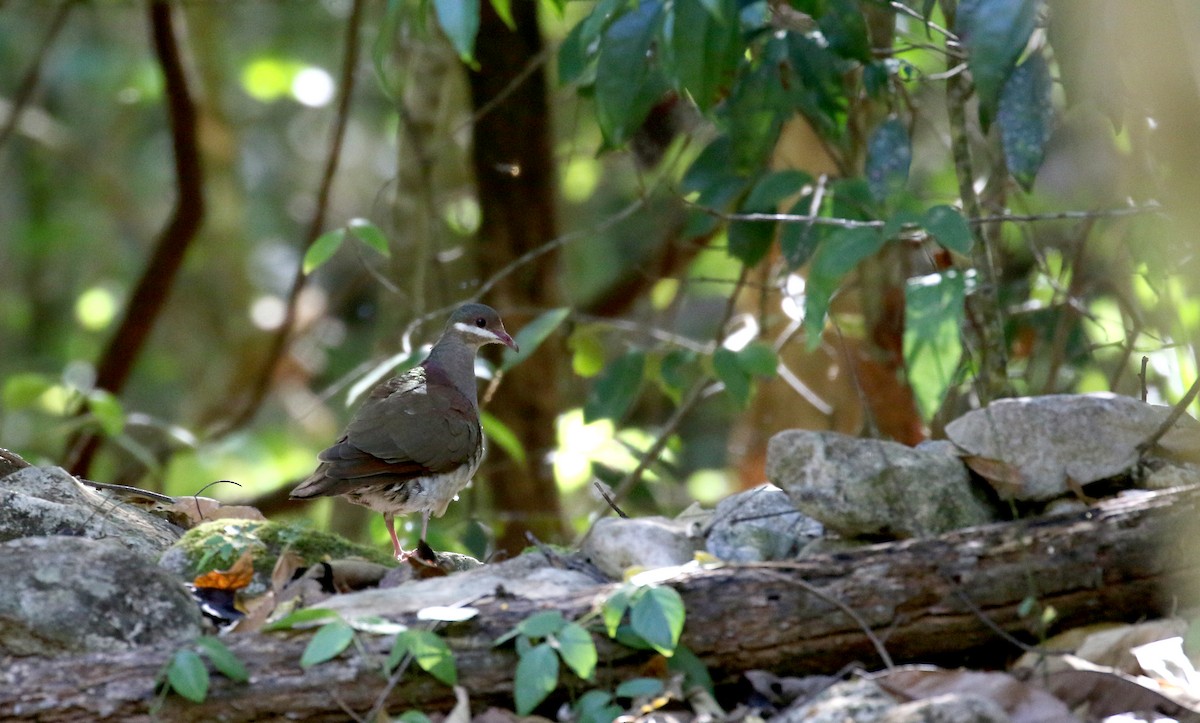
left=250, top=294, right=286, bottom=330
left=291, top=66, right=335, bottom=107
left=553, top=409, right=670, bottom=494
left=241, top=57, right=295, bottom=102
left=561, top=157, right=600, bottom=202
left=443, top=196, right=481, bottom=236
left=686, top=469, right=731, bottom=504
left=75, top=286, right=119, bottom=331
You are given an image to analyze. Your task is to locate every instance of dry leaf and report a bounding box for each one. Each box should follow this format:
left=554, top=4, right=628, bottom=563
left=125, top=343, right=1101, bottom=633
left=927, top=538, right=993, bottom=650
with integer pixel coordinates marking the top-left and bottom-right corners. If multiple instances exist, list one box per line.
left=193, top=550, right=255, bottom=590
left=877, top=666, right=1079, bottom=723
left=962, top=455, right=1028, bottom=498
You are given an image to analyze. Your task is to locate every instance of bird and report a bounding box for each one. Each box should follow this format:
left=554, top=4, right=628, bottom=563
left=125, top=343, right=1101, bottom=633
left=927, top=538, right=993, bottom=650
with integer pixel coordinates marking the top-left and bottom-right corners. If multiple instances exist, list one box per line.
left=290, top=303, right=518, bottom=560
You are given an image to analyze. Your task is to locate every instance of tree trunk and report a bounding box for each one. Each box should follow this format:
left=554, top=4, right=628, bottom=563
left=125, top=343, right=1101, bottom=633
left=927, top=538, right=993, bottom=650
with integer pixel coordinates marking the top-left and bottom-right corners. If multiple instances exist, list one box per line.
left=4, top=485, right=1198, bottom=721
left=466, top=1, right=566, bottom=554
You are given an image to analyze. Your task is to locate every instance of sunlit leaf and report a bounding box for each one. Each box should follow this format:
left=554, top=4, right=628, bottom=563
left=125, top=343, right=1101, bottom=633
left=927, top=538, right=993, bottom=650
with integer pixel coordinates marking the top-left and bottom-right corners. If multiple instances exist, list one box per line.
left=487, top=0, right=515, bottom=29
left=262, top=607, right=340, bottom=632
left=501, top=307, right=570, bottom=371
left=87, top=389, right=124, bottom=436
left=956, top=0, right=1038, bottom=127
left=347, top=218, right=390, bottom=257
left=300, top=619, right=354, bottom=668
left=583, top=350, right=645, bottom=423
left=602, top=585, right=634, bottom=638
left=904, top=271, right=965, bottom=419
left=390, top=629, right=458, bottom=685
left=998, top=50, right=1053, bottom=191
left=481, top=410, right=525, bottom=465
left=166, top=649, right=209, bottom=703
left=3, top=373, right=56, bottom=409
left=303, top=228, right=346, bottom=274
left=922, top=205, right=973, bottom=255
left=804, top=227, right=886, bottom=347
left=629, top=586, right=685, bottom=656
left=195, top=636, right=249, bottom=683
left=554, top=622, right=598, bottom=680
left=433, top=0, right=481, bottom=64
left=514, top=642, right=559, bottom=715
left=865, top=117, right=911, bottom=205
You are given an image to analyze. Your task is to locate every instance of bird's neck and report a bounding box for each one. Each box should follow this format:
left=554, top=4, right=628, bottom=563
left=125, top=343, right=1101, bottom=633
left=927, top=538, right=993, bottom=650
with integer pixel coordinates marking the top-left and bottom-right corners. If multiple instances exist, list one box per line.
left=425, top=339, right=480, bottom=404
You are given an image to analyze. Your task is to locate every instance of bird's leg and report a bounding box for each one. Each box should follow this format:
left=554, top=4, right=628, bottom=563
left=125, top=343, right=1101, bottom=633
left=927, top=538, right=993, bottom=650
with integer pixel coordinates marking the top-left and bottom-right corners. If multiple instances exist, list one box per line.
left=384, top=513, right=409, bottom=560
left=420, top=511, right=431, bottom=542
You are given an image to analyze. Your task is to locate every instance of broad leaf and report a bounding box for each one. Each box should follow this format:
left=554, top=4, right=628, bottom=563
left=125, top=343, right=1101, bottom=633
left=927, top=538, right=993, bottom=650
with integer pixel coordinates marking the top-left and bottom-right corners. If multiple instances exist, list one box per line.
left=818, top=0, right=872, bottom=63
left=481, top=410, right=525, bottom=465
left=615, top=676, right=665, bottom=698
left=922, top=205, right=973, bottom=255
left=728, top=170, right=811, bottom=266
left=712, top=347, right=752, bottom=408
left=997, top=50, right=1053, bottom=191
left=594, top=1, right=663, bottom=146
left=488, top=0, right=515, bottom=29
left=904, top=271, right=966, bottom=419
left=667, top=644, right=714, bottom=694
left=303, top=228, right=346, bottom=274
left=629, top=586, right=685, bottom=656
left=195, top=636, right=249, bottom=683
left=554, top=622, right=598, bottom=680
left=390, top=629, right=458, bottom=685
left=583, top=350, right=645, bottom=423
left=300, top=619, right=354, bottom=668
left=956, top=0, right=1039, bottom=127
left=804, top=227, right=887, bottom=347
left=865, top=117, right=911, bottom=205
left=602, top=585, right=635, bottom=637
left=669, top=0, right=739, bottom=110
left=87, top=389, right=124, bottom=436
left=576, top=690, right=623, bottom=723
left=166, top=649, right=209, bottom=703
left=501, top=307, right=570, bottom=371
left=725, top=42, right=790, bottom=172
left=433, top=0, right=481, bottom=64
left=347, top=218, right=390, bottom=257
left=736, top=341, right=778, bottom=377
left=518, top=610, right=567, bottom=638
left=262, top=607, right=340, bottom=632
left=2, top=372, right=55, bottom=409
left=568, top=327, right=606, bottom=378
left=514, top=642, right=559, bottom=715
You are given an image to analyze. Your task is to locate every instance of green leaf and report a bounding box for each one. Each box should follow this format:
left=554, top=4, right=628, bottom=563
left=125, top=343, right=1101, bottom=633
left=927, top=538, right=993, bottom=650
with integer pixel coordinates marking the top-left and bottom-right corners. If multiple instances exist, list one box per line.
left=300, top=620, right=354, bottom=668
left=882, top=209, right=923, bottom=241
left=303, top=228, right=346, bottom=274
left=166, top=649, right=209, bottom=703
left=669, top=0, right=739, bottom=110
left=557, top=18, right=593, bottom=87
left=433, top=0, right=481, bottom=63
left=904, top=271, right=965, bottom=419
left=594, top=1, right=663, bottom=146
left=395, top=712, right=433, bottom=723
left=727, top=170, right=812, bottom=267
left=997, top=50, right=1053, bottom=191
left=712, top=347, right=752, bottom=408
left=390, top=629, right=458, bottom=685
left=629, top=586, right=685, bottom=656
left=865, top=117, right=911, bottom=205
left=725, top=42, right=790, bottom=172
left=583, top=350, right=645, bottom=423
left=480, top=410, right=526, bottom=465
left=922, top=205, right=973, bottom=255
left=658, top=349, right=697, bottom=397
left=667, top=644, right=714, bottom=694
left=554, top=622, right=598, bottom=680
left=569, top=327, right=606, bottom=378
left=615, top=676, right=665, bottom=698
left=744, top=170, right=811, bottom=209
left=779, top=199, right=823, bottom=270
left=488, top=0, right=515, bottom=29
left=2, top=372, right=55, bottom=409
left=804, top=227, right=886, bottom=347
left=736, top=341, right=778, bottom=378
left=514, top=642, right=559, bottom=715
left=347, top=218, right=390, bottom=257
left=727, top=220, right=775, bottom=266
left=194, top=636, right=249, bottom=683
left=501, top=307, right=570, bottom=371
left=818, top=0, right=872, bottom=63
left=602, top=585, right=635, bottom=638
left=87, top=389, right=124, bottom=436
left=262, top=607, right=340, bottom=632
left=956, top=0, right=1039, bottom=127
left=576, top=689, right=622, bottom=723
left=519, top=610, right=567, bottom=638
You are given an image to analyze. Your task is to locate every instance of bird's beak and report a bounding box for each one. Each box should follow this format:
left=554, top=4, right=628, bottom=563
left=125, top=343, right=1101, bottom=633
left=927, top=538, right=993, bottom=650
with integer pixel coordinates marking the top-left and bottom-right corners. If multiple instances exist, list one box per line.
left=497, top=330, right=519, bottom=352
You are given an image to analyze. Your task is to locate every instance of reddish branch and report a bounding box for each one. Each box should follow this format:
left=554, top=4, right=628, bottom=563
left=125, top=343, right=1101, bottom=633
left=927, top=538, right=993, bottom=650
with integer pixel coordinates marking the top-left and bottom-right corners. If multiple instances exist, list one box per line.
left=66, top=0, right=203, bottom=476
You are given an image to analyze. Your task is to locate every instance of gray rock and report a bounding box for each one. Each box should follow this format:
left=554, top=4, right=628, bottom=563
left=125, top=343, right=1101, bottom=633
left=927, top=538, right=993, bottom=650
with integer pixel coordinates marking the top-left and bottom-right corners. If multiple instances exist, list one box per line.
left=945, top=393, right=1200, bottom=501
left=881, top=694, right=1011, bottom=723
left=705, top=484, right=823, bottom=562
left=581, top=516, right=695, bottom=579
left=0, top=466, right=183, bottom=556
left=0, top=536, right=203, bottom=656
left=767, top=430, right=999, bottom=539
left=775, top=678, right=896, bottom=723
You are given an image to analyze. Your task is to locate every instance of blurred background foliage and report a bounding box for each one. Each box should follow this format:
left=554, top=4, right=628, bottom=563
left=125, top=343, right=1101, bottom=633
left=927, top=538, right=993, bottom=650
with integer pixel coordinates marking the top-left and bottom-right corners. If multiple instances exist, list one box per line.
left=2, top=0, right=1199, bottom=558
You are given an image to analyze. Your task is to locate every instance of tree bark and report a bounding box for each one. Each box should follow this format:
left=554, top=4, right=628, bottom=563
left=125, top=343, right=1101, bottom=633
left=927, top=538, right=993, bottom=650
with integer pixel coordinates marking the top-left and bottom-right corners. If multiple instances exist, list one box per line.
left=466, top=1, right=566, bottom=554
left=4, top=485, right=1198, bottom=721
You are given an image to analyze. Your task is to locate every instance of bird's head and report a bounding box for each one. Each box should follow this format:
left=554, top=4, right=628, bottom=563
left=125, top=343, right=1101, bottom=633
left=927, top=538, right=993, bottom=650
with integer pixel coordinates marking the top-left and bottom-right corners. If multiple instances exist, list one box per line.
left=445, top=303, right=519, bottom=351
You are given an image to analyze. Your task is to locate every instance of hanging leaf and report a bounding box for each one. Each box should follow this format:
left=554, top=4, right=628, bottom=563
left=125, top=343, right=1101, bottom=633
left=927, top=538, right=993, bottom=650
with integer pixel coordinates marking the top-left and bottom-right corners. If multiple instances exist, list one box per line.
left=922, top=205, right=973, bottom=255
left=300, top=619, right=355, bottom=668
left=514, top=642, right=559, bottom=715
left=736, top=341, right=778, bottom=378
left=480, top=411, right=526, bottom=465
left=347, top=218, right=390, bottom=257
left=554, top=622, right=598, bottom=680
left=501, top=307, right=570, bottom=371
left=303, top=228, right=346, bottom=274
left=433, top=0, right=481, bottom=64
left=712, top=347, right=752, bottom=407
left=804, top=227, right=887, bottom=347
left=904, top=271, right=966, bottom=419
left=818, top=0, right=872, bottom=63
left=865, top=117, right=911, bottom=205
left=389, top=629, right=458, bottom=685
left=195, top=636, right=249, bottom=683
left=997, top=50, right=1054, bottom=191
left=955, top=0, right=1039, bottom=127
left=669, top=0, right=739, bottom=111
left=87, top=389, right=124, bottom=436
left=166, top=649, right=210, bottom=703
left=629, top=586, right=685, bottom=656
left=616, top=676, right=666, bottom=698
left=583, top=350, right=646, bottom=423
left=594, top=1, right=663, bottom=146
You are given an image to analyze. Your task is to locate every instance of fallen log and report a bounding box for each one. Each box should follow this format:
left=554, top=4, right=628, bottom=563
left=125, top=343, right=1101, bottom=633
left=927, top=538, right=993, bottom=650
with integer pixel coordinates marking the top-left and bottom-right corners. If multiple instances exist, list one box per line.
left=3, top=485, right=1198, bottom=721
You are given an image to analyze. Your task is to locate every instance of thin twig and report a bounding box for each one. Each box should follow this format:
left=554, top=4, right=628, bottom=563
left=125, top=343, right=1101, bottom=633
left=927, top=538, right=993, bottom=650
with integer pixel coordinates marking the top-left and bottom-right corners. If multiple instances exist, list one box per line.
left=1139, top=356, right=1149, bottom=402
left=593, top=481, right=629, bottom=518
left=0, top=0, right=77, bottom=152
left=944, top=580, right=1070, bottom=657
left=206, top=0, right=365, bottom=439
left=706, top=202, right=1163, bottom=229
left=1136, top=375, right=1200, bottom=457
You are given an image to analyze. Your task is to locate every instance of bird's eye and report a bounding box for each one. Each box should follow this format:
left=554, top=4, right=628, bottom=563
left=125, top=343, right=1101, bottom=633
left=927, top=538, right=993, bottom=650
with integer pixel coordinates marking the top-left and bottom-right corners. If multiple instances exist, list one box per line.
left=475, top=317, right=487, bottom=328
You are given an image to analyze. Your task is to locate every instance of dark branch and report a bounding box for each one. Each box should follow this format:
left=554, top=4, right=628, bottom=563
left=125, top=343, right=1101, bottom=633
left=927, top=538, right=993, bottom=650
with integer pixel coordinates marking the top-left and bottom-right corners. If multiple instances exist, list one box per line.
left=0, top=0, right=77, bottom=152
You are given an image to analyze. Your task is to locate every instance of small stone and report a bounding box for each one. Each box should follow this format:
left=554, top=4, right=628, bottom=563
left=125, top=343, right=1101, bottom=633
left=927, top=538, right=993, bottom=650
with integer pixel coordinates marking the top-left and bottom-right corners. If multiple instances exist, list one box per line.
left=881, top=693, right=1011, bottom=723
left=706, top=484, right=823, bottom=562
left=581, top=516, right=695, bottom=579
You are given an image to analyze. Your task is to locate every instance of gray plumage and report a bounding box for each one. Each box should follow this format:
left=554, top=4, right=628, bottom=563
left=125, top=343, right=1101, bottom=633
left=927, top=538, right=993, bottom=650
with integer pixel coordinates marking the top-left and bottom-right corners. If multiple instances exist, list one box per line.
left=291, top=303, right=517, bottom=559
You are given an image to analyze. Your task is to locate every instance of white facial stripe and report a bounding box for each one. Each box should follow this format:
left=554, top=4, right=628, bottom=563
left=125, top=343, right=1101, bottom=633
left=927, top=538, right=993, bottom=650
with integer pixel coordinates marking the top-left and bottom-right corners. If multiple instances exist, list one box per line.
left=454, top=321, right=502, bottom=342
